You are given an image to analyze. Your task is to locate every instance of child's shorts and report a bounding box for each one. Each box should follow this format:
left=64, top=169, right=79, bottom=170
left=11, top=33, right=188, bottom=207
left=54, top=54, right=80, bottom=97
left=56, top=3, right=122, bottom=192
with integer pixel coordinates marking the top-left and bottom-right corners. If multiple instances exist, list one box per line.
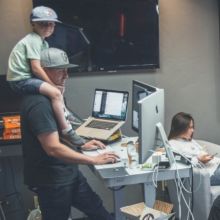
left=8, top=78, right=43, bottom=95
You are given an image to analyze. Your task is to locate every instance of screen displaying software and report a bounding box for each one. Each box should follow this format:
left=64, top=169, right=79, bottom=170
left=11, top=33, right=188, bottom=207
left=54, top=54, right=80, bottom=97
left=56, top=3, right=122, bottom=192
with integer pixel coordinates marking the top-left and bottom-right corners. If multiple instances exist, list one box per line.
left=132, top=81, right=156, bottom=131
left=93, top=89, right=128, bottom=120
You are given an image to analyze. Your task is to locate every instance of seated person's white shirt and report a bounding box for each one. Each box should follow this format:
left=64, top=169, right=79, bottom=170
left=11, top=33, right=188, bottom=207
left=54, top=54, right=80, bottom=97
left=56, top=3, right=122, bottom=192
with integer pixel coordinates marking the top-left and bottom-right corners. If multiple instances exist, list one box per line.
left=169, top=139, right=220, bottom=176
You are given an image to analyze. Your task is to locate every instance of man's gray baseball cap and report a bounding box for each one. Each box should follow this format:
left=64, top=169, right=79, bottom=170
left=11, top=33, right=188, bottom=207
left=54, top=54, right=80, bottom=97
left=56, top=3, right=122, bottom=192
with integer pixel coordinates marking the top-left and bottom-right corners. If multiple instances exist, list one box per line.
left=41, top=48, right=78, bottom=69
left=30, top=6, right=61, bottom=23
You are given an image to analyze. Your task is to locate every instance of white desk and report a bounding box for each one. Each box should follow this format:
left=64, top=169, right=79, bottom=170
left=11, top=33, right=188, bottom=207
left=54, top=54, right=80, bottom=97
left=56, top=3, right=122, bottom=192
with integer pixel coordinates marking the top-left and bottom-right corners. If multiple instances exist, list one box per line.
left=83, top=138, right=191, bottom=220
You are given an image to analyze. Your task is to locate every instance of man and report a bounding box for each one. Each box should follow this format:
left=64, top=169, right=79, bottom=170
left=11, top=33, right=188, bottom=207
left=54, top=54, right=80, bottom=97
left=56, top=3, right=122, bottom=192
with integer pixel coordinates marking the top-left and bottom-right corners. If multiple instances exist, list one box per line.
left=21, top=47, right=118, bottom=220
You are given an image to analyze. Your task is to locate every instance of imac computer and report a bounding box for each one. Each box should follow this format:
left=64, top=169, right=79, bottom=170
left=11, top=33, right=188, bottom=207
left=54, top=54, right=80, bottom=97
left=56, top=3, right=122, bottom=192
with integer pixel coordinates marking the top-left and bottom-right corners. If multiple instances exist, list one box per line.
left=132, top=80, right=164, bottom=164
left=132, top=80, right=175, bottom=165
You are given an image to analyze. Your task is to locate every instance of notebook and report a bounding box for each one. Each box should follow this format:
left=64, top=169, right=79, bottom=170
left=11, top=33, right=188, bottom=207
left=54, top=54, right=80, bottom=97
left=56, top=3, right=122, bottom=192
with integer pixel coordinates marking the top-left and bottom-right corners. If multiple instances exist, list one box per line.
left=76, top=89, right=129, bottom=140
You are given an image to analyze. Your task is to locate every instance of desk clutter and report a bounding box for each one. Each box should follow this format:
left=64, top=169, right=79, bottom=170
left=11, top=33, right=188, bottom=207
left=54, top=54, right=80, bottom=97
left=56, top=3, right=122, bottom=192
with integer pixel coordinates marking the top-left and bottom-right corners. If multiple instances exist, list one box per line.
left=94, top=137, right=140, bottom=169
left=84, top=136, right=173, bottom=173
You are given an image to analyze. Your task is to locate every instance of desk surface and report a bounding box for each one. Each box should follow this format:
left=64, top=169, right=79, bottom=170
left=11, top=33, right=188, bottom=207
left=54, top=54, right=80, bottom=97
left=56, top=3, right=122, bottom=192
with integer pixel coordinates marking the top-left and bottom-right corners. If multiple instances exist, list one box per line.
left=83, top=138, right=191, bottom=220
left=83, top=137, right=191, bottom=187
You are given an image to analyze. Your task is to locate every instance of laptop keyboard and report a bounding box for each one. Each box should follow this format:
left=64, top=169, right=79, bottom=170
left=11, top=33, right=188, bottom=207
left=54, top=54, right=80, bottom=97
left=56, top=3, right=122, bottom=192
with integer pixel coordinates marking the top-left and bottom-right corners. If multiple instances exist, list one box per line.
left=86, top=120, right=117, bottom=130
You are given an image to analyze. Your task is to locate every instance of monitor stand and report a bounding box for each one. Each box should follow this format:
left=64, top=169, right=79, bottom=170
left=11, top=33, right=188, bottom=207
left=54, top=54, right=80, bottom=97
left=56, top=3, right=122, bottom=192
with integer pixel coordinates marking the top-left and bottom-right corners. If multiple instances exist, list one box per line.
left=155, top=122, right=175, bottom=166
left=143, top=123, right=176, bottom=208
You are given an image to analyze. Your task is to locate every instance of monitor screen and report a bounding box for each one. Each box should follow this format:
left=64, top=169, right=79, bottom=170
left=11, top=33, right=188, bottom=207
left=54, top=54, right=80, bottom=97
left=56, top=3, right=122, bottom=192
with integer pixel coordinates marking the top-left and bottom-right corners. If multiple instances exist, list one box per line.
left=132, top=80, right=164, bottom=163
left=46, top=23, right=91, bottom=72
left=33, top=0, right=160, bottom=72
left=92, top=89, right=129, bottom=121
left=0, top=75, right=22, bottom=145
left=132, top=80, right=157, bottom=131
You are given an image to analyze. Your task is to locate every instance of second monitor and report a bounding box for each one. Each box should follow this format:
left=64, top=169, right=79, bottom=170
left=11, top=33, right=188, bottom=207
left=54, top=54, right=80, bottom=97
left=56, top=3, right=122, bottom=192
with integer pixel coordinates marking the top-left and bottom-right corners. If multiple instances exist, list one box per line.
left=132, top=80, right=164, bottom=164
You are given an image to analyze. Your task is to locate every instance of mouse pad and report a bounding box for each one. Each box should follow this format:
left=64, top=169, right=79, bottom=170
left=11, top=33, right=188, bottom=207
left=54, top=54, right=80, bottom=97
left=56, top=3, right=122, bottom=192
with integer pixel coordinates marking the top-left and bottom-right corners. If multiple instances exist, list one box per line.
left=98, top=167, right=128, bottom=179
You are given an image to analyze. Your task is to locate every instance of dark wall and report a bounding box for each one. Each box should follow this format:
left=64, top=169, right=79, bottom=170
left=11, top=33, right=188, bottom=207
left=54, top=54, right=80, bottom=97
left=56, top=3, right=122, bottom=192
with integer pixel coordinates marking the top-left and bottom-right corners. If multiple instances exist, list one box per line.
left=0, top=76, right=21, bottom=113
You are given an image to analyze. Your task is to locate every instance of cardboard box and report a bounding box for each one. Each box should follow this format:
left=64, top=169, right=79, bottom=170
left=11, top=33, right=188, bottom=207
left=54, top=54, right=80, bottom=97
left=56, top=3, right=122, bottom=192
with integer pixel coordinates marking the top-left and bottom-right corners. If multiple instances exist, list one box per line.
left=120, top=200, right=174, bottom=220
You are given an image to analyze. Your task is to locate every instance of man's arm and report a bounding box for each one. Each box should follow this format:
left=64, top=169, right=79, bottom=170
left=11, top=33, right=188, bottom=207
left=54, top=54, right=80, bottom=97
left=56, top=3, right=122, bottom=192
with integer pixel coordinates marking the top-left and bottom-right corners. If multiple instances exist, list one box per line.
left=37, top=131, right=118, bottom=165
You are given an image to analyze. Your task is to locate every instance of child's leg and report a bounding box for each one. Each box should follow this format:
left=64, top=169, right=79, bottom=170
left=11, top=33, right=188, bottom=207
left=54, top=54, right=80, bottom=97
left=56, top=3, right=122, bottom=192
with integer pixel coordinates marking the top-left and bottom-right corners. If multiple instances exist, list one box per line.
left=39, top=82, right=71, bottom=132
left=9, top=79, right=70, bottom=131
left=39, top=82, right=85, bottom=146
left=9, top=78, right=84, bottom=145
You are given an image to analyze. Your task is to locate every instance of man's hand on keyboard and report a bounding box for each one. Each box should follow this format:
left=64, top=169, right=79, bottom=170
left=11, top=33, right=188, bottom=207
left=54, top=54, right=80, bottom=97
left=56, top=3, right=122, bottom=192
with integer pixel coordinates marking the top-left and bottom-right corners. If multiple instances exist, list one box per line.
left=81, top=139, right=106, bottom=151
left=93, top=152, right=120, bottom=165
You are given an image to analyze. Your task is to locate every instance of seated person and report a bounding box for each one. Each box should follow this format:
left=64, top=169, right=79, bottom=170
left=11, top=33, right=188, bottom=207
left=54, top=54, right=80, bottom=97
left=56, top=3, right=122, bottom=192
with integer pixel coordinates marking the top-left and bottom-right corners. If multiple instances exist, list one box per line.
left=168, top=112, right=220, bottom=186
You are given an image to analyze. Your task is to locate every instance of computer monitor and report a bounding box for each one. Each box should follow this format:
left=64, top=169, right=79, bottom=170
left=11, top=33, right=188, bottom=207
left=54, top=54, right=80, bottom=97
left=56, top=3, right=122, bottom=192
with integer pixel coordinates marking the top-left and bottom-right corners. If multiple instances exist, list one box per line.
left=132, top=80, right=164, bottom=164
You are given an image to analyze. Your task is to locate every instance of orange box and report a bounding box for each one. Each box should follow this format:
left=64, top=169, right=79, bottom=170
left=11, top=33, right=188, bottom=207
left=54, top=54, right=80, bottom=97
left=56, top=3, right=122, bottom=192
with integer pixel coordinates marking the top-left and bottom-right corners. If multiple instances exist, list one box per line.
left=3, top=133, right=21, bottom=140
left=2, top=115, right=20, bottom=129
left=3, top=128, right=21, bottom=135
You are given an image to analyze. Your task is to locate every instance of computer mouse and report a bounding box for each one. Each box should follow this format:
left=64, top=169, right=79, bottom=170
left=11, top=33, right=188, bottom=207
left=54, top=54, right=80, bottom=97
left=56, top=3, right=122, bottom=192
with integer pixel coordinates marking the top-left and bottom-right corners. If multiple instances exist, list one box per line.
left=115, top=157, right=121, bottom=162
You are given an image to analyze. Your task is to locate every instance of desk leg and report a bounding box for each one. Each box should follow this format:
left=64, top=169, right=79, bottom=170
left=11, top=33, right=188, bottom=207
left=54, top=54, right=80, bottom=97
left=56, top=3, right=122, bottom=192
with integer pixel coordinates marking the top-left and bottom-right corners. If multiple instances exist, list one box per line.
left=113, top=188, right=126, bottom=220
left=144, top=183, right=155, bottom=208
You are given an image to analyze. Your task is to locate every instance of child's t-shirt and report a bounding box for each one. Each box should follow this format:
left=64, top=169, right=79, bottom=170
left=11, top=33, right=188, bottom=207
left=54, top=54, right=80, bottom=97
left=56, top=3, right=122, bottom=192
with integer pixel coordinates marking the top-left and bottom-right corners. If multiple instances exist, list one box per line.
left=7, top=32, right=48, bottom=81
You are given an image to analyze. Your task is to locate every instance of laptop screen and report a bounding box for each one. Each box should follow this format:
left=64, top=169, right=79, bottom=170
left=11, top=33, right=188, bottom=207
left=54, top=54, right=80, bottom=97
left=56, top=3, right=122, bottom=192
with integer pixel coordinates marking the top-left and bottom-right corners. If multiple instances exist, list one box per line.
left=92, top=89, right=129, bottom=121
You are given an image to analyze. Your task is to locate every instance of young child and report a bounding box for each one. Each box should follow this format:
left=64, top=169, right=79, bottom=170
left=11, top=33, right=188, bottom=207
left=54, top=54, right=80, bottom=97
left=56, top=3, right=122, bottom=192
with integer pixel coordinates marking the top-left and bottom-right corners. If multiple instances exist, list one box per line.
left=7, top=6, right=84, bottom=146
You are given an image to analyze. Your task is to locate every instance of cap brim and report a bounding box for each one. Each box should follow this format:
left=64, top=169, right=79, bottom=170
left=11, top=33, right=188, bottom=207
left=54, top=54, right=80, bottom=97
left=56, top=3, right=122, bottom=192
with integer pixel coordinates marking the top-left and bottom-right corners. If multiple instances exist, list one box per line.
left=32, top=18, right=62, bottom=23
left=47, top=64, right=78, bottom=69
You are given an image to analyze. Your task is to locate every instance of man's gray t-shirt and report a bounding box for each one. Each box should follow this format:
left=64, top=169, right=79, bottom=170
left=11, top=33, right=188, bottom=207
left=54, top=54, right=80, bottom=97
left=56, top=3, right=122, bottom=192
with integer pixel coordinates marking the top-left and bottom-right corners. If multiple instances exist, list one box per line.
left=21, top=94, right=78, bottom=187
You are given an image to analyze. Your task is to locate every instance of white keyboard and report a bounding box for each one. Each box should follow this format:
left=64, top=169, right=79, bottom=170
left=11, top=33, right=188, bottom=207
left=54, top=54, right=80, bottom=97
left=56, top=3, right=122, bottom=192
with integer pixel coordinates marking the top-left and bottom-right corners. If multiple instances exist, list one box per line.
left=97, top=145, right=114, bottom=153
left=83, top=137, right=138, bottom=169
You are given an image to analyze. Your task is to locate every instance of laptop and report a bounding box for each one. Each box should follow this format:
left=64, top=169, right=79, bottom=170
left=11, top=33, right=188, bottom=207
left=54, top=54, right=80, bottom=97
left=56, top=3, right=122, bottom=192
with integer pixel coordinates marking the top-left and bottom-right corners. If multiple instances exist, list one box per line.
left=76, top=89, right=129, bottom=140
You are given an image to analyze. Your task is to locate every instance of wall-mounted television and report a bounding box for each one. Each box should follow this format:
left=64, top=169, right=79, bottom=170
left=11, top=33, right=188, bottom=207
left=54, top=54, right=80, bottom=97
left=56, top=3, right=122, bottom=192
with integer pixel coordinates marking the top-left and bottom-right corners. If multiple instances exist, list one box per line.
left=33, top=0, right=160, bottom=72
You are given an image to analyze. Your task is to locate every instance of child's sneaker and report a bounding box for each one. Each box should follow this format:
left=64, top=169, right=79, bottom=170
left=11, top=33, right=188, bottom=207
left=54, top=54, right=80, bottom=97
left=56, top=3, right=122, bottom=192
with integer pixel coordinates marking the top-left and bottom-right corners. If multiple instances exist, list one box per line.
left=64, top=108, right=83, bottom=129
left=61, top=129, right=85, bottom=148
